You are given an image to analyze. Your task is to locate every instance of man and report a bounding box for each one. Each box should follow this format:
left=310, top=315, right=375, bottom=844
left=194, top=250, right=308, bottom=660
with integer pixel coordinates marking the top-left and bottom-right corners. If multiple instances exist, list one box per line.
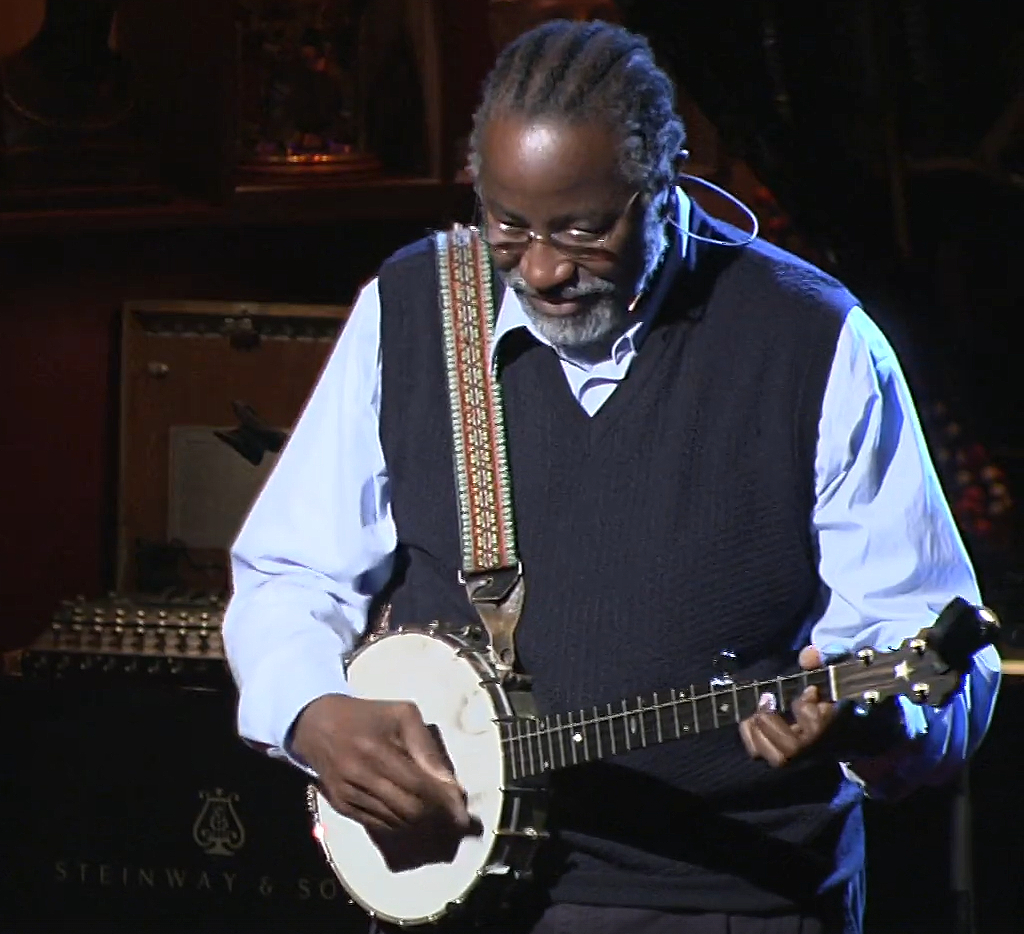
left=223, top=20, right=1000, bottom=934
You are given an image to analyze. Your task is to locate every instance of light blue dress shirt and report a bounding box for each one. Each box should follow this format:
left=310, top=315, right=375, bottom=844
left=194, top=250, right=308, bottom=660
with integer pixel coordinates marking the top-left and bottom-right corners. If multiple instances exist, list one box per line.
left=223, top=198, right=1000, bottom=800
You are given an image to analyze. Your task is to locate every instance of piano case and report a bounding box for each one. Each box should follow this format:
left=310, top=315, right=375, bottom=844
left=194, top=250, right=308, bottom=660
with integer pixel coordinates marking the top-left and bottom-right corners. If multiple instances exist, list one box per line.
left=0, top=593, right=366, bottom=932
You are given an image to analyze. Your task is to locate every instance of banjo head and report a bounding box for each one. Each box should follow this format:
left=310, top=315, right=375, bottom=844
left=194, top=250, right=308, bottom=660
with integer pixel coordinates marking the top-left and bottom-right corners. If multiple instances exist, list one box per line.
left=310, top=628, right=512, bottom=925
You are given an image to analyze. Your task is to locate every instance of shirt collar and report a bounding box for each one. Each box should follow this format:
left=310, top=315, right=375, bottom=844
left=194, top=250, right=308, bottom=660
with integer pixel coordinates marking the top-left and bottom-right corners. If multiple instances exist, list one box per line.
left=489, top=188, right=691, bottom=371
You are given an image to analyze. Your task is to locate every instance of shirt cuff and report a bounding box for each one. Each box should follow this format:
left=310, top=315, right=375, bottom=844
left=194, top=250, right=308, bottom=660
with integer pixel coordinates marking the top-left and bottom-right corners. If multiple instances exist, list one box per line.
left=236, top=635, right=351, bottom=774
left=840, top=696, right=928, bottom=798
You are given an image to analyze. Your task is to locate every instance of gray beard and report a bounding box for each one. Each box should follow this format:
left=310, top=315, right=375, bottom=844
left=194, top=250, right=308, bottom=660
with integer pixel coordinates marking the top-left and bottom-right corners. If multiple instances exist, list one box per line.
left=513, top=210, right=671, bottom=360
left=520, top=293, right=626, bottom=361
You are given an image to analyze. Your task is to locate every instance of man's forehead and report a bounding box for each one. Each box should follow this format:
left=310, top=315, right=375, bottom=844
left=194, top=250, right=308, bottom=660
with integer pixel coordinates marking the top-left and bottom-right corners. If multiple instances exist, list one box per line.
left=478, top=116, right=625, bottom=205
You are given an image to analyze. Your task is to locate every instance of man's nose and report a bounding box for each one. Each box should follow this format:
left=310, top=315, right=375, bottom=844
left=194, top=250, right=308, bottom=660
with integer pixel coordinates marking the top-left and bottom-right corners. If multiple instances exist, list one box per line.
left=517, top=239, right=576, bottom=294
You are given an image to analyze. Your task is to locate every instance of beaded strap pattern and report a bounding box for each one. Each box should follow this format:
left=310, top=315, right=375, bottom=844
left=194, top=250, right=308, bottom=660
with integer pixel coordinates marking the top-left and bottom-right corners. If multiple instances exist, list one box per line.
left=435, top=226, right=519, bottom=574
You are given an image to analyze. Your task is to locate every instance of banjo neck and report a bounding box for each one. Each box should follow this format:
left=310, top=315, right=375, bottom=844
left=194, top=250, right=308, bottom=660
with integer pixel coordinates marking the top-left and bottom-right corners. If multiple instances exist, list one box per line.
left=500, top=667, right=836, bottom=780
left=497, top=629, right=973, bottom=781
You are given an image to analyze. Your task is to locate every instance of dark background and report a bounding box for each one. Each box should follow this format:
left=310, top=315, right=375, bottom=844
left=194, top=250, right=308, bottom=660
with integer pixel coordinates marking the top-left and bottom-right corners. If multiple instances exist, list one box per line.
left=1, top=0, right=1022, bottom=648
left=1, top=2, right=1022, bottom=933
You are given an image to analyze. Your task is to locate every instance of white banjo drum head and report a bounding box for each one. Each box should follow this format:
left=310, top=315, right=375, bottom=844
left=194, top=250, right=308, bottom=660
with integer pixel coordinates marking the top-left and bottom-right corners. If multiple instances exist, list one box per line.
left=313, top=631, right=506, bottom=924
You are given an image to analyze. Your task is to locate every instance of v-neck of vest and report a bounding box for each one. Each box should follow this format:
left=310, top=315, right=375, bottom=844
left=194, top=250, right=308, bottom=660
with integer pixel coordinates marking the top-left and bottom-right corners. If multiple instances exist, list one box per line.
left=503, top=314, right=684, bottom=456
left=495, top=207, right=732, bottom=447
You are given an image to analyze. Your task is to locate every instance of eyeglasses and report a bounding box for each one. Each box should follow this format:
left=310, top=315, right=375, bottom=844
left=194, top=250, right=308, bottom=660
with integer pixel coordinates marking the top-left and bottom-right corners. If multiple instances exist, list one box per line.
left=479, top=190, right=641, bottom=265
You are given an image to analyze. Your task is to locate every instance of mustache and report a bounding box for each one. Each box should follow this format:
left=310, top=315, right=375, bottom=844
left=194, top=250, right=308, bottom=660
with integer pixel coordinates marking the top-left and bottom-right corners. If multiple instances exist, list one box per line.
left=504, top=272, right=616, bottom=302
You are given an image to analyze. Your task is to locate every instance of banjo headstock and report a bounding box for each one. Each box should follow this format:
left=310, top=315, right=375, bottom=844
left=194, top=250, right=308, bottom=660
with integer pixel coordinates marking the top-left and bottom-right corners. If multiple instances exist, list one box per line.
left=832, top=597, right=1000, bottom=708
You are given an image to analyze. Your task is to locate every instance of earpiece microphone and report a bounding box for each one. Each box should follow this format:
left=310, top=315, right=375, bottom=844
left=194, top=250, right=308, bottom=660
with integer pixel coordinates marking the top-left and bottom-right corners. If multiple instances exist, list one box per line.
left=669, top=148, right=760, bottom=248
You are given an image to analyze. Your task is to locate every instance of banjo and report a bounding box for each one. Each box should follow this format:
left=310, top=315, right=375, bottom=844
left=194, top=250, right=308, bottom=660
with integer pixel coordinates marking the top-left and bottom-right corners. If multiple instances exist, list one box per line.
left=307, top=598, right=998, bottom=927
left=301, top=229, right=1000, bottom=927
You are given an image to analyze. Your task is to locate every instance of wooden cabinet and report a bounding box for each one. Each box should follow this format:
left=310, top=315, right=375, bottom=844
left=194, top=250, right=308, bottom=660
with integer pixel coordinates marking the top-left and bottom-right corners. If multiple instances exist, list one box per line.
left=0, top=0, right=492, bottom=237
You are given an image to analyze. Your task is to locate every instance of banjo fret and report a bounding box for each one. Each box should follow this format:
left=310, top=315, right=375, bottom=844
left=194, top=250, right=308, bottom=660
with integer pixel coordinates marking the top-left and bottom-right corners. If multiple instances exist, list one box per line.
left=535, top=718, right=548, bottom=770
left=555, top=712, right=567, bottom=768
left=749, top=682, right=762, bottom=717
left=505, top=721, right=514, bottom=780
left=515, top=719, right=527, bottom=779
left=525, top=719, right=536, bottom=775
left=502, top=721, right=515, bottom=781
left=544, top=714, right=556, bottom=771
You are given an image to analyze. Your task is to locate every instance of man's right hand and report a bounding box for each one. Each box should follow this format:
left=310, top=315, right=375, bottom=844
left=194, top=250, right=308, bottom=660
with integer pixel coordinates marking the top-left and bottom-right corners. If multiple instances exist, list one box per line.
left=291, top=694, right=474, bottom=841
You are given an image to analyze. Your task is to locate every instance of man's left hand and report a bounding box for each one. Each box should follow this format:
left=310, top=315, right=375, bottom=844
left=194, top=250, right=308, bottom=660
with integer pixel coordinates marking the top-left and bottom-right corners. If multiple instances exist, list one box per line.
left=738, top=646, right=838, bottom=767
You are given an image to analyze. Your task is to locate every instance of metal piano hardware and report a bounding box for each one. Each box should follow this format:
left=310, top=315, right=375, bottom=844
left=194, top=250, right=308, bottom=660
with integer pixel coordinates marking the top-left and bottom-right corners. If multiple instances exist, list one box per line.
left=2, top=592, right=228, bottom=687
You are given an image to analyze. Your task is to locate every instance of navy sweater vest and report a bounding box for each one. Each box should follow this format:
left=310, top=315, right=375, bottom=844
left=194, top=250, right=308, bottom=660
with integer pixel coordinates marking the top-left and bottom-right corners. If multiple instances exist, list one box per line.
left=377, top=214, right=862, bottom=916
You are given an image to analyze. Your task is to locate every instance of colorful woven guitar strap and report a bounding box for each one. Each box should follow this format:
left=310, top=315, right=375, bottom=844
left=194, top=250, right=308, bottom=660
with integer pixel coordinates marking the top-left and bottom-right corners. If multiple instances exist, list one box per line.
left=434, top=225, right=525, bottom=675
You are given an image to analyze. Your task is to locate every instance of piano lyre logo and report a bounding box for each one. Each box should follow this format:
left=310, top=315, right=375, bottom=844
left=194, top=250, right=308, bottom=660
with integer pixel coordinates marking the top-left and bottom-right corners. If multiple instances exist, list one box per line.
left=192, top=789, right=246, bottom=856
